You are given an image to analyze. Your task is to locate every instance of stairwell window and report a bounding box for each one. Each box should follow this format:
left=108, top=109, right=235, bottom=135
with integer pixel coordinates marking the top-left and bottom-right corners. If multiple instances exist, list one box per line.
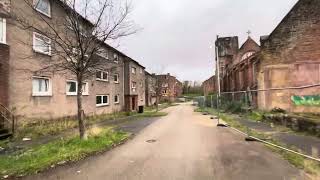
left=114, top=95, right=120, bottom=104
left=32, top=77, right=52, bottom=96
left=0, top=18, right=6, bottom=44
left=132, top=82, right=137, bottom=92
left=96, top=95, right=109, bottom=107
left=114, top=73, right=119, bottom=83
left=34, top=0, right=51, bottom=17
left=33, top=32, right=51, bottom=55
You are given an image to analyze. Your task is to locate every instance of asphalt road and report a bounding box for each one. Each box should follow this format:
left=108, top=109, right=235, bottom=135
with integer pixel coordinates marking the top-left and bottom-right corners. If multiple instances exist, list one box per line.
left=25, top=103, right=307, bottom=180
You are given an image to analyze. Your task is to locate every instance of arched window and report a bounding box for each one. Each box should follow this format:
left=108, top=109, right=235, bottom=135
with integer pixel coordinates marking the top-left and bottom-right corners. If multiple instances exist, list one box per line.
left=241, top=51, right=255, bottom=61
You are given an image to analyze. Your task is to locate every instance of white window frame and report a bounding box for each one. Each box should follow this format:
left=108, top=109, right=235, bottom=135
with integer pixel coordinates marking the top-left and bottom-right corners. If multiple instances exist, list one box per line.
left=66, top=80, right=89, bottom=96
left=132, top=81, right=137, bottom=92
left=113, top=53, right=119, bottom=63
left=131, top=67, right=136, bottom=74
left=96, top=95, right=109, bottom=107
left=96, top=70, right=109, bottom=82
left=32, top=76, right=52, bottom=97
left=0, top=18, right=6, bottom=44
left=97, top=49, right=109, bottom=60
left=34, top=0, right=51, bottom=17
left=114, top=73, right=119, bottom=83
left=114, top=94, right=120, bottom=104
left=33, top=32, right=52, bottom=55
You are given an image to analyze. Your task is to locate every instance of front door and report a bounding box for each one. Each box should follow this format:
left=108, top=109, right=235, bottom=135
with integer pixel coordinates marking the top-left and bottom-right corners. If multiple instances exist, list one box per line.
left=132, top=96, right=136, bottom=111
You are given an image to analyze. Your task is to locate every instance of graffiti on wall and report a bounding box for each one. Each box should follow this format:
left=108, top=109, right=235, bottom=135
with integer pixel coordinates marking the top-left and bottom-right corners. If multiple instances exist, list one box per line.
left=291, top=95, right=320, bottom=106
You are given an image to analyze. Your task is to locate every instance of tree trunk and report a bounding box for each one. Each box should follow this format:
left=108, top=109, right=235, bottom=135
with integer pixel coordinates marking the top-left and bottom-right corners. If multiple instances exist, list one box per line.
left=77, top=75, right=87, bottom=140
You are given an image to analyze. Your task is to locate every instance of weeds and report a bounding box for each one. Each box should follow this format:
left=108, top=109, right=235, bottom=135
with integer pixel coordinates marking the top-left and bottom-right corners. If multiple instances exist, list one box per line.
left=0, top=128, right=129, bottom=177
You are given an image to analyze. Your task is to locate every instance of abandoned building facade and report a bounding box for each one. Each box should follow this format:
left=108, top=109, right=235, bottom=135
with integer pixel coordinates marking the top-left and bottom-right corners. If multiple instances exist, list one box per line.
left=0, top=0, right=150, bottom=128
left=214, top=0, right=320, bottom=113
left=202, top=76, right=216, bottom=96
left=156, top=74, right=182, bottom=102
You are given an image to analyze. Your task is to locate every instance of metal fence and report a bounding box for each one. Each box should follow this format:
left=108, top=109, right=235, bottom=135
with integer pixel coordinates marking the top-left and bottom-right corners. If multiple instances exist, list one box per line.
left=195, top=83, right=320, bottom=113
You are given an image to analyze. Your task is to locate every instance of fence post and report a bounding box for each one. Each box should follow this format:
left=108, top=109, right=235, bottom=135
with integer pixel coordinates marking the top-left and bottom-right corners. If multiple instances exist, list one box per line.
left=211, top=95, right=213, bottom=109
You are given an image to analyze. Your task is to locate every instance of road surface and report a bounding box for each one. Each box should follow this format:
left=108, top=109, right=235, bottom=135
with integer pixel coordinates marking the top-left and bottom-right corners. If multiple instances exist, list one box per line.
left=26, top=103, right=306, bottom=180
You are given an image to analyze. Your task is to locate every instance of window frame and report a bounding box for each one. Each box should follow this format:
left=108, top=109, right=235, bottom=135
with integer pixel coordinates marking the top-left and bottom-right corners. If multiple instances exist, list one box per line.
left=96, top=70, right=109, bottom=82
left=97, top=49, right=109, bottom=60
left=131, top=67, right=136, bottom=74
left=96, top=95, right=109, bottom=107
left=114, top=94, right=120, bottom=104
left=34, top=0, right=51, bottom=17
left=113, top=53, right=119, bottom=63
left=66, top=80, right=89, bottom=96
left=114, top=73, right=119, bottom=83
left=0, top=18, right=6, bottom=44
left=132, top=81, right=137, bottom=92
left=33, top=32, right=52, bottom=55
left=32, top=76, right=52, bottom=97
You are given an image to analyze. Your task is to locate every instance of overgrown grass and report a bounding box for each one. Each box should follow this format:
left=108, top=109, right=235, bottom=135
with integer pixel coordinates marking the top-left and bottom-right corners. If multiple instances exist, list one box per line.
left=195, top=107, right=320, bottom=177
left=14, top=108, right=170, bottom=141
left=0, top=127, right=129, bottom=177
left=15, top=112, right=130, bottom=140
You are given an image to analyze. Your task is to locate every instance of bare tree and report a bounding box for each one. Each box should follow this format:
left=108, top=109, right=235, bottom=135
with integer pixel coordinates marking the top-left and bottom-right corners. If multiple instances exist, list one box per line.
left=12, top=0, right=137, bottom=140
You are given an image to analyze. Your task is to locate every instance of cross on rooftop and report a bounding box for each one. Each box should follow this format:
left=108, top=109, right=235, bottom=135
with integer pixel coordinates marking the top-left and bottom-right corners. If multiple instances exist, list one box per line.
left=247, top=30, right=252, bottom=37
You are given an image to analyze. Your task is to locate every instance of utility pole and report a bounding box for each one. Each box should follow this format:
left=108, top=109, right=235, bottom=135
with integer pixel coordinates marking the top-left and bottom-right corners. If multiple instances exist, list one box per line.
left=215, top=35, right=226, bottom=127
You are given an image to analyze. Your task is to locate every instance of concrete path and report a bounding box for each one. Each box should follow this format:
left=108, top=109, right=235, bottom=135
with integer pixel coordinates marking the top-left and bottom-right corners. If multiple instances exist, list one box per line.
left=235, top=115, right=320, bottom=158
left=24, top=103, right=306, bottom=180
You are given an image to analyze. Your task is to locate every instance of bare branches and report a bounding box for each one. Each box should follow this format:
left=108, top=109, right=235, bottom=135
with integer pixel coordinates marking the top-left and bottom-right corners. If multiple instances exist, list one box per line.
left=12, top=0, right=137, bottom=80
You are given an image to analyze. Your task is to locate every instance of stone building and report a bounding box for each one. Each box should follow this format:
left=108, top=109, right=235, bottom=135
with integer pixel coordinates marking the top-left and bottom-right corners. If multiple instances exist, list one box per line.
left=216, top=36, right=260, bottom=106
left=156, top=73, right=182, bottom=102
left=257, top=0, right=320, bottom=113
left=0, top=0, right=142, bottom=123
left=145, top=72, right=157, bottom=107
left=202, top=75, right=216, bottom=96
left=124, top=58, right=146, bottom=112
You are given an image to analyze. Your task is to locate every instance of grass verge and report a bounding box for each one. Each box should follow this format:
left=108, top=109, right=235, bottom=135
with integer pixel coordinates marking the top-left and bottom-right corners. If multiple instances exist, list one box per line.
left=0, top=127, right=129, bottom=178
left=195, top=107, right=320, bottom=177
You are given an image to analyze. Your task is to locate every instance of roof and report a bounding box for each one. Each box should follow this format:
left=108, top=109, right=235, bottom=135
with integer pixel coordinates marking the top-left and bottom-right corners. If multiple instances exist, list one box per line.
left=239, top=36, right=260, bottom=50
left=263, top=0, right=302, bottom=41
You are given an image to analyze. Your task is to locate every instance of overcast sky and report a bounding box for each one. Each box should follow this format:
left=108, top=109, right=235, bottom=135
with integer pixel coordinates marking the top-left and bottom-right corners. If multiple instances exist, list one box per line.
left=116, top=0, right=298, bottom=82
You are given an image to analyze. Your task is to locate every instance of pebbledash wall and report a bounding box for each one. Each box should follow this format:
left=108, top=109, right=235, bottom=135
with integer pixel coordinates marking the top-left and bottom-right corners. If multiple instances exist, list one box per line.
left=0, top=1, right=135, bottom=120
left=258, top=0, right=320, bottom=113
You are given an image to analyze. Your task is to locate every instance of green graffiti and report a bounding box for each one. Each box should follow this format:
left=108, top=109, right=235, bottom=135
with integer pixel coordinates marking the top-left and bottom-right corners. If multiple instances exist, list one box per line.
left=291, top=95, right=320, bottom=106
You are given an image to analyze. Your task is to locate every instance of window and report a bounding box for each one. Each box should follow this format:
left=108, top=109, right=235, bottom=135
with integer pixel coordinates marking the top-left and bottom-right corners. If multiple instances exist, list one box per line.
left=0, top=18, right=6, bottom=44
left=131, top=67, right=136, bottom=74
left=114, top=95, right=120, bottom=104
left=162, top=83, right=168, bottom=88
left=66, top=81, right=77, bottom=96
left=96, top=70, right=109, bottom=81
left=113, top=53, right=119, bottom=63
left=96, top=95, right=109, bottom=106
left=33, top=32, right=51, bottom=55
left=66, top=80, right=89, bottom=96
left=97, top=49, right=109, bottom=59
left=32, top=77, right=52, bottom=96
left=114, top=73, right=119, bottom=83
left=140, top=68, right=143, bottom=74
left=241, top=51, right=255, bottom=61
left=140, top=82, right=143, bottom=88
left=34, top=0, right=51, bottom=17
left=132, top=82, right=137, bottom=92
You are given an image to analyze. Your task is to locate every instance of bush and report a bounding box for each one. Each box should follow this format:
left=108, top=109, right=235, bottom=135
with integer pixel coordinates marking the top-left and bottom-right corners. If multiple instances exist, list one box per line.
left=223, top=101, right=244, bottom=113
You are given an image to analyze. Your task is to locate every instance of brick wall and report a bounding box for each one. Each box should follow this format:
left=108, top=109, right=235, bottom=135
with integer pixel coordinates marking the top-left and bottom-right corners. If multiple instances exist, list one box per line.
left=202, top=75, right=216, bottom=96
left=0, top=44, right=9, bottom=106
left=258, top=0, right=320, bottom=112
